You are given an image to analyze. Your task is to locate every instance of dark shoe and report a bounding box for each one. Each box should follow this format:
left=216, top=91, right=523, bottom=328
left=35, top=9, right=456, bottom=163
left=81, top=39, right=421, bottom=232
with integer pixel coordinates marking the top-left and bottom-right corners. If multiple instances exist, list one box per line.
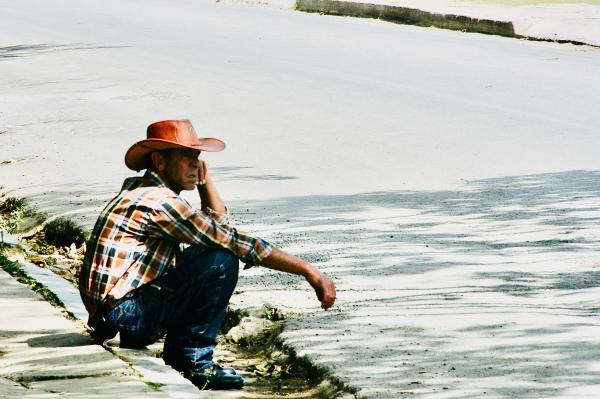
left=119, top=330, right=163, bottom=349
left=185, top=365, right=244, bottom=390
left=90, top=320, right=117, bottom=345
left=220, top=365, right=238, bottom=375
left=163, top=354, right=237, bottom=375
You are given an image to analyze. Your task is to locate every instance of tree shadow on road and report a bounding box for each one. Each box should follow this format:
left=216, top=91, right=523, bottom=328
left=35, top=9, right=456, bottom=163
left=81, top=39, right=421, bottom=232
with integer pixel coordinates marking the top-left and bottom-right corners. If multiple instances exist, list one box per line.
left=231, top=169, right=600, bottom=398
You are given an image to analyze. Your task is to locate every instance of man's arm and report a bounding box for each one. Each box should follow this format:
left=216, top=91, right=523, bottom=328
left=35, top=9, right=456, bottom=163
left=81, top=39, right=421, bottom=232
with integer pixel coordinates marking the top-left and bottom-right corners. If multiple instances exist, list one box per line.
left=196, top=160, right=336, bottom=310
left=260, top=248, right=337, bottom=310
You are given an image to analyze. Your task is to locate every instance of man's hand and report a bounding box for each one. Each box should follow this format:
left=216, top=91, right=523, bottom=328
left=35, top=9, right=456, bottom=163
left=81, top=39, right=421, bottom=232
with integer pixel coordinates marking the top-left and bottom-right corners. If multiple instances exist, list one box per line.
left=196, top=160, right=227, bottom=214
left=305, top=269, right=336, bottom=310
left=197, top=159, right=208, bottom=186
left=260, top=248, right=337, bottom=310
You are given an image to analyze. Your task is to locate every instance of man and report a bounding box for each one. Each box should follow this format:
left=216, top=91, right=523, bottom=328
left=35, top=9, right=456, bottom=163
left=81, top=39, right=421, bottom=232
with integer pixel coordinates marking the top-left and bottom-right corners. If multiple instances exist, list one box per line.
left=79, top=119, right=336, bottom=390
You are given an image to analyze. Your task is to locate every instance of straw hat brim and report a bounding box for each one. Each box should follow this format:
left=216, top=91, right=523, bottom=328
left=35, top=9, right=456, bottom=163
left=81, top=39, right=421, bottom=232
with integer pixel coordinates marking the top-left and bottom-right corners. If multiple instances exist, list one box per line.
left=125, top=137, right=225, bottom=171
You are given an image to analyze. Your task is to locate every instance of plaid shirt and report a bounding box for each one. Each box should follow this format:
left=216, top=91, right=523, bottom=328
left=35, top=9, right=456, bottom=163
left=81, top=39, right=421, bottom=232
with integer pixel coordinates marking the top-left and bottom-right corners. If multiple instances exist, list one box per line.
left=79, top=170, right=272, bottom=325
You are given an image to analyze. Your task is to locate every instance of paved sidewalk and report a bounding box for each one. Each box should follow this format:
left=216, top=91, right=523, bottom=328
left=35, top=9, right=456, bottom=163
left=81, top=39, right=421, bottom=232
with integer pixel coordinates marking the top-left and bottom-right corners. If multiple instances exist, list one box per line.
left=0, top=267, right=170, bottom=398
left=295, top=0, right=600, bottom=46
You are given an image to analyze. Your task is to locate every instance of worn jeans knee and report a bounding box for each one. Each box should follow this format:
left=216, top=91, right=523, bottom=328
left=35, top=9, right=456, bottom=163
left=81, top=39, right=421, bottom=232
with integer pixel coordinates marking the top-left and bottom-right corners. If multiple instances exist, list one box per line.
left=215, top=249, right=239, bottom=283
left=105, top=300, right=145, bottom=347
left=162, top=248, right=240, bottom=370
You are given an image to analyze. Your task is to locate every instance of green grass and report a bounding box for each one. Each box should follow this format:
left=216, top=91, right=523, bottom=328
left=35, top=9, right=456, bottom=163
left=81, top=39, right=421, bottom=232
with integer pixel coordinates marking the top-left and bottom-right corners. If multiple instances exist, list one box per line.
left=142, top=380, right=164, bottom=391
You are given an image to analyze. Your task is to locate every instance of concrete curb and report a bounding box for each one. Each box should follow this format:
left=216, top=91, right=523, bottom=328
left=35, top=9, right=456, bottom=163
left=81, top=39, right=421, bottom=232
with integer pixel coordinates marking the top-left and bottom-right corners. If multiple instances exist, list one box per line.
left=297, top=0, right=516, bottom=36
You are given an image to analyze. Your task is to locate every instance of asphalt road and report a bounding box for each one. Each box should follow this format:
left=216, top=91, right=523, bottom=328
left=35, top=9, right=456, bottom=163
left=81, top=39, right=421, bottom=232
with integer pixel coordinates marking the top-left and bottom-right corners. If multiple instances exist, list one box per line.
left=2, top=0, right=599, bottom=215
left=2, top=0, right=600, bottom=397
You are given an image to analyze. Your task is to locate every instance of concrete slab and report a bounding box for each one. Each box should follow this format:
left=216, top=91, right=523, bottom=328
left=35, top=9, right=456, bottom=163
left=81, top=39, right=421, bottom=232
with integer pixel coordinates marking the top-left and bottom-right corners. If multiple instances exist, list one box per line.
left=0, top=230, right=19, bottom=246
left=110, top=346, right=204, bottom=399
left=29, top=376, right=167, bottom=399
left=19, top=259, right=89, bottom=321
left=374, top=0, right=600, bottom=46
left=0, top=268, right=172, bottom=398
left=0, top=343, right=130, bottom=381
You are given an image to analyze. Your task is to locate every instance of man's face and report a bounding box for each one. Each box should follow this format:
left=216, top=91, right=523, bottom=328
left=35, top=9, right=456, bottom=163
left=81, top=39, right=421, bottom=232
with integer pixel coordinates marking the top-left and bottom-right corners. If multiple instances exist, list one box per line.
left=158, top=148, right=201, bottom=193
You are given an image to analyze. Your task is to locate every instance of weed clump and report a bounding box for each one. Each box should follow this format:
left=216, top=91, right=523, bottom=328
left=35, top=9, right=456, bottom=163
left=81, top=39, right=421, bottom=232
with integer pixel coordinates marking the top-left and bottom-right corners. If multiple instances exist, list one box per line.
left=0, top=197, right=26, bottom=233
left=29, top=238, right=56, bottom=255
left=220, top=307, right=250, bottom=334
left=44, top=218, right=87, bottom=247
left=263, top=304, right=286, bottom=321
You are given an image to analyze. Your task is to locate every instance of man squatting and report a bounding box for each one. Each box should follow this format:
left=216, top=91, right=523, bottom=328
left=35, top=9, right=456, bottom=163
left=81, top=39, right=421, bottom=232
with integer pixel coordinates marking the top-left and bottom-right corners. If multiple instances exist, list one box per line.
left=78, top=119, right=336, bottom=390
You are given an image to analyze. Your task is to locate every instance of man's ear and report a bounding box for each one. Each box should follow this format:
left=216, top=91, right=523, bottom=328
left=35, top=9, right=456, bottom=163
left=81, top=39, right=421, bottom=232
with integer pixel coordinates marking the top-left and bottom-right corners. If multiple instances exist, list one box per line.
left=150, top=151, right=166, bottom=172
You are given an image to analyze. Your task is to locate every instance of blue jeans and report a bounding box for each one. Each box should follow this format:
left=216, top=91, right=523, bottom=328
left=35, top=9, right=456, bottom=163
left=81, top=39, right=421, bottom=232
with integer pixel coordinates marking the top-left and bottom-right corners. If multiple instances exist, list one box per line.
left=104, top=247, right=239, bottom=371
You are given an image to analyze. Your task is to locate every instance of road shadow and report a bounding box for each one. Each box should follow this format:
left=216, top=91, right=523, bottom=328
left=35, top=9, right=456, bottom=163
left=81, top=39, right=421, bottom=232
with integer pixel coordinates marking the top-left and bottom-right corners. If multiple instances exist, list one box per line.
left=0, top=329, right=132, bottom=380
left=26, top=331, right=92, bottom=348
left=230, top=169, right=600, bottom=398
left=235, top=169, right=600, bottom=282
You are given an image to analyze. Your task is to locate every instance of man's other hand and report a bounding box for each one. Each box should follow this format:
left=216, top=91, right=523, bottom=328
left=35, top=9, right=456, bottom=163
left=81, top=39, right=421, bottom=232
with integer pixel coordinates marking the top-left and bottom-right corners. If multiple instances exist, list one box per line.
left=259, top=248, right=337, bottom=310
left=306, top=269, right=336, bottom=310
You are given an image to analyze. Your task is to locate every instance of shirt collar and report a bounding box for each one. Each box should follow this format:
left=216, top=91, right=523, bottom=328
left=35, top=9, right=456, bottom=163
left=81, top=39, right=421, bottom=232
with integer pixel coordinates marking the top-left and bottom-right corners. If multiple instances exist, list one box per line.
left=120, top=170, right=175, bottom=194
left=144, top=170, right=169, bottom=188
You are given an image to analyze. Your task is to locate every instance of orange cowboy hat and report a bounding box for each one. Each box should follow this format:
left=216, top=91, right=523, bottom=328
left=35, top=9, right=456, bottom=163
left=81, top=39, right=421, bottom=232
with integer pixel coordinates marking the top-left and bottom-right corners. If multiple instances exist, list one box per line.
left=125, top=119, right=225, bottom=171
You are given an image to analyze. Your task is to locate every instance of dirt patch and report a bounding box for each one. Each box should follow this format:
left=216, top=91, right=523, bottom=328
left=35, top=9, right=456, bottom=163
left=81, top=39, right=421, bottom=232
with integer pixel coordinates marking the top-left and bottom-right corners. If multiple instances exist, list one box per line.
left=215, top=339, right=345, bottom=398
left=24, top=230, right=83, bottom=286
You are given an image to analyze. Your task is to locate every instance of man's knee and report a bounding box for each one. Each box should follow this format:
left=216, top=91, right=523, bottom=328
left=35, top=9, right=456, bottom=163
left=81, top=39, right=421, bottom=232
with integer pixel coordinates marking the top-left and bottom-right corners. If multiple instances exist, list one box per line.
left=182, top=247, right=239, bottom=279
left=214, top=249, right=239, bottom=280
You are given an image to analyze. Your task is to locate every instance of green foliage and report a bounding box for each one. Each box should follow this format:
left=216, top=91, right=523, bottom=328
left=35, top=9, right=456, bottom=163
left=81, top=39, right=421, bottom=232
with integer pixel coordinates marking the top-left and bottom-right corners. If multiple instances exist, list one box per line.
left=29, top=238, right=56, bottom=255
left=253, top=350, right=292, bottom=379
left=0, top=197, right=26, bottom=233
left=27, top=254, right=47, bottom=266
left=263, top=305, right=286, bottom=321
left=5, top=208, right=24, bottom=233
left=0, top=249, right=21, bottom=275
left=0, top=197, right=26, bottom=214
left=238, top=321, right=284, bottom=349
left=44, top=218, right=87, bottom=247
left=220, top=306, right=250, bottom=334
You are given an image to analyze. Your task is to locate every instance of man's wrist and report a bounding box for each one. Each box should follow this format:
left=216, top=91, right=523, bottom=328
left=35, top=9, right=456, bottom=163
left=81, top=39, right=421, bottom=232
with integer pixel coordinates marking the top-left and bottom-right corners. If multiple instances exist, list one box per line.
left=302, top=263, right=320, bottom=280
